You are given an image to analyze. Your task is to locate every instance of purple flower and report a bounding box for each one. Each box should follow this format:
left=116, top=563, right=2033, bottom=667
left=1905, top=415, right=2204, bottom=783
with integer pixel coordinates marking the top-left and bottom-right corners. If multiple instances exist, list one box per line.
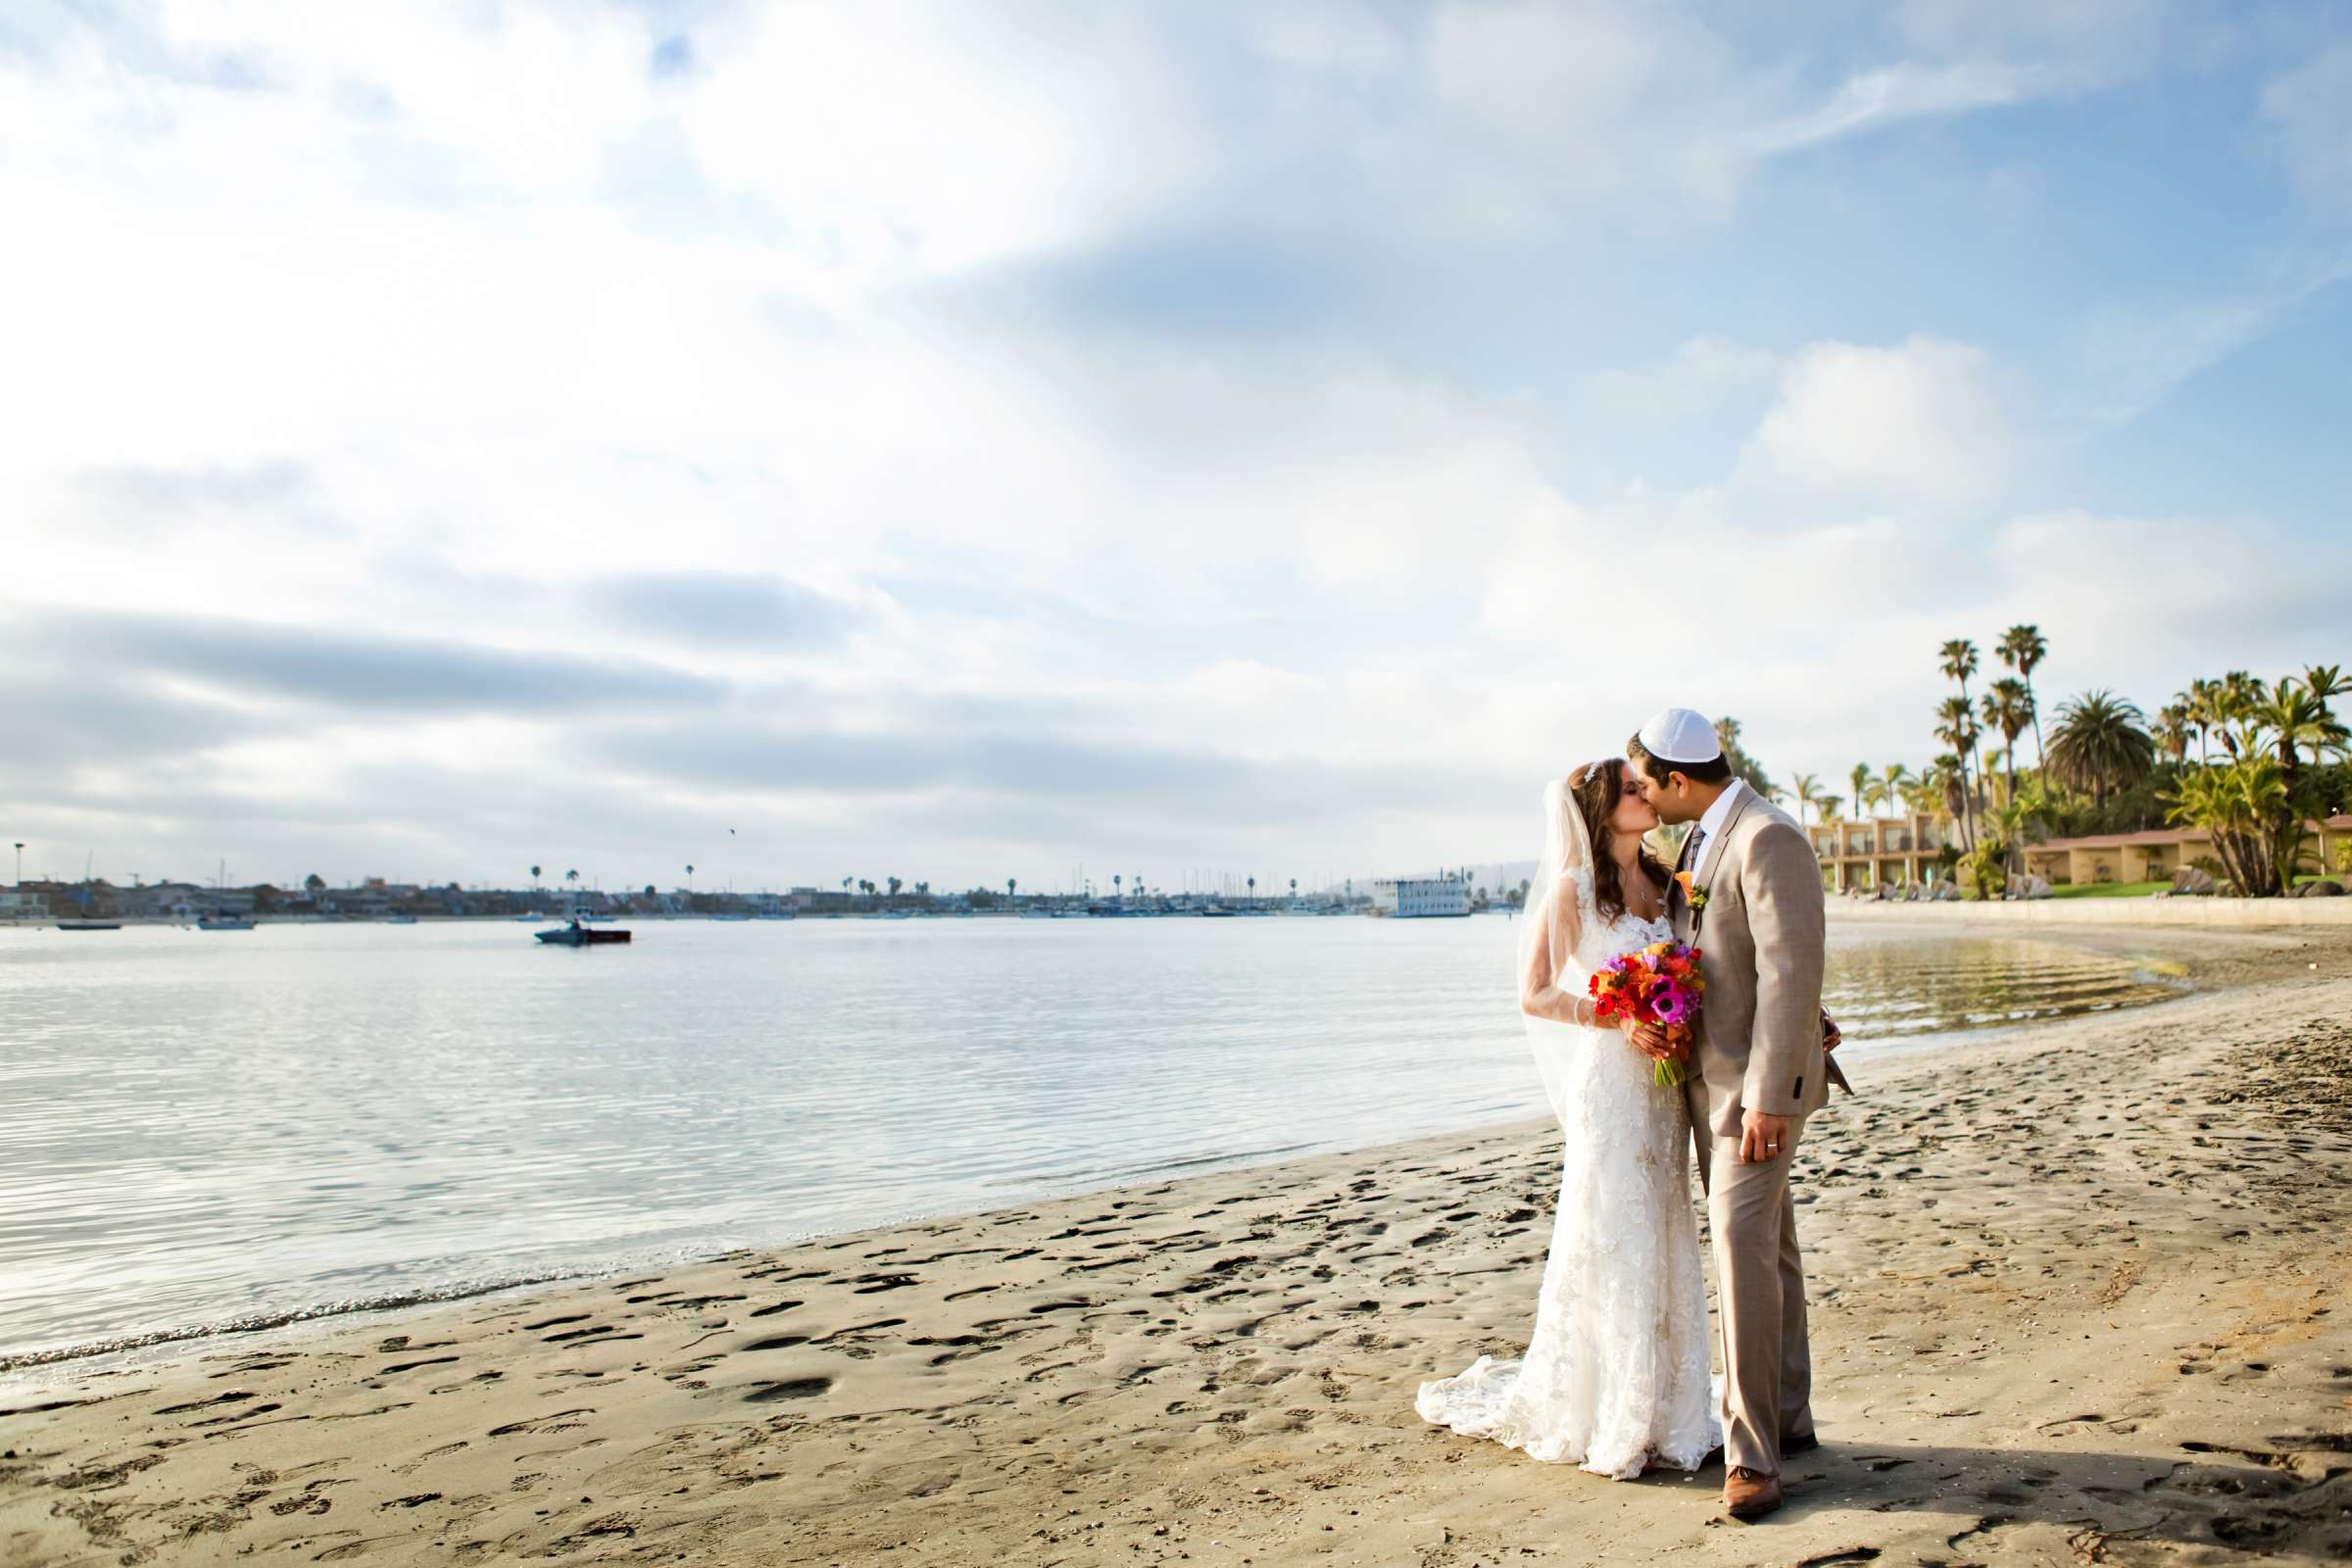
left=1649, top=982, right=1690, bottom=1025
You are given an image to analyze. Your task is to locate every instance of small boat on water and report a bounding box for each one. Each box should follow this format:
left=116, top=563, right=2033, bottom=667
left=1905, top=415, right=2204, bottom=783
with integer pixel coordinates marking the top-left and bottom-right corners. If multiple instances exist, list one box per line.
left=383, top=912, right=417, bottom=925
left=753, top=910, right=797, bottom=921
left=57, top=921, right=122, bottom=932
left=535, top=920, right=632, bottom=947
left=196, top=915, right=255, bottom=931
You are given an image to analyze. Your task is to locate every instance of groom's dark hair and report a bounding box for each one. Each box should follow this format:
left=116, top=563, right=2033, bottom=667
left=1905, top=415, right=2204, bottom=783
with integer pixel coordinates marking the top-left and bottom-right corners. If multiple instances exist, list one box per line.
left=1627, top=733, right=1732, bottom=788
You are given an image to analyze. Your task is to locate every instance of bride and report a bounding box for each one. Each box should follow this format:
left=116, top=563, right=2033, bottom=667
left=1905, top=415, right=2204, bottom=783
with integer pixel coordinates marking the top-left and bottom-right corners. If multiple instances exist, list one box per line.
left=1415, top=760, right=1720, bottom=1479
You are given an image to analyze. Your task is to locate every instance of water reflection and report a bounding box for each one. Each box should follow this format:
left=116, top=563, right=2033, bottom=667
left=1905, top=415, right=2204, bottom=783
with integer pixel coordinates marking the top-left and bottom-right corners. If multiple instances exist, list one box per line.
left=1825, top=933, right=2189, bottom=1043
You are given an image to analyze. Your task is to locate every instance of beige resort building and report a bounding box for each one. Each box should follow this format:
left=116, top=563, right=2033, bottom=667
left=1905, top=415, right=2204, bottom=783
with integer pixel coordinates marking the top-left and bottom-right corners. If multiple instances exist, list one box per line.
left=2019, top=814, right=2352, bottom=888
left=1804, top=812, right=1953, bottom=893
left=1807, top=812, right=2352, bottom=891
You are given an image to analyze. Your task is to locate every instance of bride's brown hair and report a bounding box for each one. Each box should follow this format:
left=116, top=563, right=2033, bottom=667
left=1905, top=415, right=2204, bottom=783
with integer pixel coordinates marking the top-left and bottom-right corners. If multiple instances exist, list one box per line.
left=1566, top=760, right=1671, bottom=925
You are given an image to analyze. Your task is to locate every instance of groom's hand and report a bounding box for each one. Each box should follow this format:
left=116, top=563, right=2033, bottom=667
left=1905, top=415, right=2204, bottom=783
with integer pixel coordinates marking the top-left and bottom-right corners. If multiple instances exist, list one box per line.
left=1628, top=1021, right=1677, bottom=1060
left=1739, top=1110, right=1790, bottom=1164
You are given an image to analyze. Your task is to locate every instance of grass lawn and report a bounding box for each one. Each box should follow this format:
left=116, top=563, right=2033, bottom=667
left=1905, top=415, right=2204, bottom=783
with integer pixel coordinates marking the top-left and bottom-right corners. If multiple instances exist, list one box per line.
left=2049, top=880, right=2173, bottom=899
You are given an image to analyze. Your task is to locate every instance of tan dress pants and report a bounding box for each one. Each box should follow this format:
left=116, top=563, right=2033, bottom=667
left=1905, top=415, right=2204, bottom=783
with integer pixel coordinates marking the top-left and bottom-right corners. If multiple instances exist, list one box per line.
left=1688, top=1108, right=1814, bottom=1475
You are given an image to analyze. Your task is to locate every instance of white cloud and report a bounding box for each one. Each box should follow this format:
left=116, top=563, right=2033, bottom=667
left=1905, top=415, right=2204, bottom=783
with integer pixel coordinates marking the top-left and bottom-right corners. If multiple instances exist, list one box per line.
left=1581, top=335, right=1783, bottom=420
left=2260, top=45, right=2352, bottom=220
left=677, top=5, right=1214, bottom=285
left=1736, top=337, right=2016, bottom=509
left=1742, top=61, right=2036, bottom=156
left=2053, top=253, right=2352, bottom=428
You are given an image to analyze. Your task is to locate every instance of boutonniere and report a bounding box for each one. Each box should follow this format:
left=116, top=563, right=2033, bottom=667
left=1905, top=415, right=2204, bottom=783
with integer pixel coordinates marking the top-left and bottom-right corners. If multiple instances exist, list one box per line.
left=1675, top=870, right=1708, bottom=912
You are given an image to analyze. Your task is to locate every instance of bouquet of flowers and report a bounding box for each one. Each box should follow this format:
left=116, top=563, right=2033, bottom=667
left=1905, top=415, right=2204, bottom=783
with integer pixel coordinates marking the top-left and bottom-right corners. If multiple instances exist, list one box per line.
left=1589, top=941, right=1704, bottom=1087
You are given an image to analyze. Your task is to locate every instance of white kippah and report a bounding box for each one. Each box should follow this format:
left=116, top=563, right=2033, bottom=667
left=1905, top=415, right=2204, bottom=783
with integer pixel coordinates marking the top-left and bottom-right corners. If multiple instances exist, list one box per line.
left=1637, top=707, right=1722, bottom=765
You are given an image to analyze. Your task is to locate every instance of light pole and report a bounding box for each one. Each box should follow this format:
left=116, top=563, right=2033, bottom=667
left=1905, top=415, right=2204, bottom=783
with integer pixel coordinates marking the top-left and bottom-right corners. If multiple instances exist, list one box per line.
left=11, top=842, right=20, bottom=888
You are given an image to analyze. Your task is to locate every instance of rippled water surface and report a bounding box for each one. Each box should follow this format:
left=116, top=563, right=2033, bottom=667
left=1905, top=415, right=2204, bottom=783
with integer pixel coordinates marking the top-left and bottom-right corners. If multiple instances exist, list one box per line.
left=0, top=916, right=2185, bottom=1360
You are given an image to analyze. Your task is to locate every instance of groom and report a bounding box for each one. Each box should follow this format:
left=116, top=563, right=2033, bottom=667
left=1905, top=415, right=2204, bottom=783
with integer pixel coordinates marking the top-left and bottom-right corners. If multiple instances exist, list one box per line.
left=1627, top=708, right=1838, bottom=1521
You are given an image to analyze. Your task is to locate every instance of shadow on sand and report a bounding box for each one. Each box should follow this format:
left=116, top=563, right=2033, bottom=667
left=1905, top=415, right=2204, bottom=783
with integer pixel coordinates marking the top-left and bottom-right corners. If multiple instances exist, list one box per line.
left=1654, top=1431, right=2351, bottom=1561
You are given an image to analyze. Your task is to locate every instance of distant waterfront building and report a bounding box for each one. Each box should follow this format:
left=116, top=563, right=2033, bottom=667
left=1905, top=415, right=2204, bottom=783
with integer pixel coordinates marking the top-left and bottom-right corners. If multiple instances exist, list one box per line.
left=1816, top=811, right=2352, bottom=890
left=1805, top=811, right=1953, bottom=892
left=2022, top=814, right=2352, bottom=888
left=1372, top=878, right=1472, bottom=918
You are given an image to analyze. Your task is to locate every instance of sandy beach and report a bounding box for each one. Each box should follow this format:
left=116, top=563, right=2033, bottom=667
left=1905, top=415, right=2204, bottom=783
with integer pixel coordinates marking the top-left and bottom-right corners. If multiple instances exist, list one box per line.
left=6, top=918, right=2351, bottom=1566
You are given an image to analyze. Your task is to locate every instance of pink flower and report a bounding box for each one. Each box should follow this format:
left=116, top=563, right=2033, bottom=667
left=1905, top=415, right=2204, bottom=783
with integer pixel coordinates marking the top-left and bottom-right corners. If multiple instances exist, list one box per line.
left=1649, top=982, right=1690, bottom=1025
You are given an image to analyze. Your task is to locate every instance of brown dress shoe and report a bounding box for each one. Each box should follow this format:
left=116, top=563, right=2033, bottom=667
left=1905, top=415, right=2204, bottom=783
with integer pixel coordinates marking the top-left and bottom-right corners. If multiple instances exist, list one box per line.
left=1724, top=1466, right=1783, bottom=1518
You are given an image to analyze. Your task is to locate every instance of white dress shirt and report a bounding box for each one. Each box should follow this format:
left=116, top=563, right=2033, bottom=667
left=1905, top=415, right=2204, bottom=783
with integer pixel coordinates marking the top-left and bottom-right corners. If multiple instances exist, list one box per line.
left=1686, top=778, right=1748, bottom=873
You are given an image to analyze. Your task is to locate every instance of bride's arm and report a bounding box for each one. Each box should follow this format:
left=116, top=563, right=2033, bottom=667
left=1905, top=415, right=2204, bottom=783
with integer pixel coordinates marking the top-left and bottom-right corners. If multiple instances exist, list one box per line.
left=1520, top=879, right=1606, bottom=1028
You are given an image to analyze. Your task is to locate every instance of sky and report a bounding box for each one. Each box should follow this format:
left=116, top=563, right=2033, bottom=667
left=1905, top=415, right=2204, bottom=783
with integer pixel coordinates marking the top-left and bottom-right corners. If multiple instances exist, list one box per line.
left=5, top=0, right=2351, bottom=897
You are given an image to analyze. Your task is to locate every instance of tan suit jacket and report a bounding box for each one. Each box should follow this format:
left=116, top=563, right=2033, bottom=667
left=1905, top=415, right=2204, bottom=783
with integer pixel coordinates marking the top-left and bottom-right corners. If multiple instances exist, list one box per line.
left=1669, top=784, right=1835, bottom=1140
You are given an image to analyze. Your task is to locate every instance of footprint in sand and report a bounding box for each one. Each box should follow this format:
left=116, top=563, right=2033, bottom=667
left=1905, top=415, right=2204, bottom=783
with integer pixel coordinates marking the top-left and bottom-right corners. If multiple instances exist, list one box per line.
left=487, top=1409, right=596, bottom=1437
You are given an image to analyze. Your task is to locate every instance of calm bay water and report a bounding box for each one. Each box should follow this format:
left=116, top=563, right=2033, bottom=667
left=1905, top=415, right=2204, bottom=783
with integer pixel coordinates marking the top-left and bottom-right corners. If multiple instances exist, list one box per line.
left=0, top=915, right=2186, bottom=1363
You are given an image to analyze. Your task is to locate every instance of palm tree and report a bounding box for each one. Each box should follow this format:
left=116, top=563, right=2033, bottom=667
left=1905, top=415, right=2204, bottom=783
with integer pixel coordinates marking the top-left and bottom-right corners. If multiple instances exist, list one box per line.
left=564, top=868, right=579, bottom=888
left=1788, top=772, right=1822, bottom=828
left=2154, top=704, right=2192, bottom=765
left=1938, top=640, right=1982, bottom=845
left=2213, top=671, right=2269, bottom=758
left=529, top=864, right=542, bottom=891
left=2256, top=676, right=2349, bottom=775
left=1881, top=763, right=1914, bottom=819
left=2179, top=678, right=2220, bottom=764
left=2044, top=691, right=2155, bottom=808
left=1939, top=637, right=1979, bottom=699
left=1006, top=877, right=1017, bottom=901
left=1980, top=677, right=2034, bottom=807
left=1996, top=625, right=2048, bottom=765
left=1112, top=874, right=1122, bottom=901
left=887, top=876, right=903, bottom=904
left=1848, top=764, right=1874, bottom=823
left=1288, top=877, right=1298, bottom=902
left=1913, top=756, right=1966, bottom=865
left=2168, top=756, right=2290, bottom=897
left=1817, top=794, right=1844, bottom=821
left=1934, top=696, right=1982, bottom=849
left=684, top=863, right=694, bottom=893
left=1246, top=875, right=1256, bottom=904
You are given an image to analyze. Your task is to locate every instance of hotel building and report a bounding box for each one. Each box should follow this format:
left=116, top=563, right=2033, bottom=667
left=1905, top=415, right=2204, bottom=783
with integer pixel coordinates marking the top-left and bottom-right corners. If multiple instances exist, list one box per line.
left=1803, top=811, right=1954, bottom=893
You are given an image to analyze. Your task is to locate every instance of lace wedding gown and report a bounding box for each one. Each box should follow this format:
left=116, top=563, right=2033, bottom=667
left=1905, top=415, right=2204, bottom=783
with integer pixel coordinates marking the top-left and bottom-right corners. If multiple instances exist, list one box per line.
left=1414, top=867, right=1720, bottom=1479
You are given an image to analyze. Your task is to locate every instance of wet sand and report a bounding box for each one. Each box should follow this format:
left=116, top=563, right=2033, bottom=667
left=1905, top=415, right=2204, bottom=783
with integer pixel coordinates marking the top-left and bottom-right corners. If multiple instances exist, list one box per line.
left=5, top=923, right=2350, bottom=1565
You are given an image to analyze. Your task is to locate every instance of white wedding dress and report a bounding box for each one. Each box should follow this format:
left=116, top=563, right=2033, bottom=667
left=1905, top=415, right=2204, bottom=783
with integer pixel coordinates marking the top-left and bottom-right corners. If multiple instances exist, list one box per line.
left=1415, top=865, right=1720, bottom=1479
